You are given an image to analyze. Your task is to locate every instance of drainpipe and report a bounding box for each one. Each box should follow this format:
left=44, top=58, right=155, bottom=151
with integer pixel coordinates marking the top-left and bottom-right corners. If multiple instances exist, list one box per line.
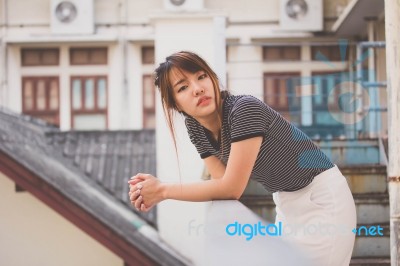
left=384, top=0, right=400, bottom=265
left=367, top=18, right=378, bottom=139
left=366, top=18, right=380, bottom=139
left=355, top=41, right=362, bottom=137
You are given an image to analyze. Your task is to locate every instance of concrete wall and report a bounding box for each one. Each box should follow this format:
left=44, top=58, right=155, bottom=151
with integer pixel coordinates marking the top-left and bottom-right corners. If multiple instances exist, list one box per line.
left=0, top=172, right=122, bottom=266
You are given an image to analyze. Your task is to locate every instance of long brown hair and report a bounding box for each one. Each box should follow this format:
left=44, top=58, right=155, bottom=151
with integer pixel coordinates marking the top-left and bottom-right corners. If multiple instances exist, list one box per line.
left=154, top=51, right=224, bottom=153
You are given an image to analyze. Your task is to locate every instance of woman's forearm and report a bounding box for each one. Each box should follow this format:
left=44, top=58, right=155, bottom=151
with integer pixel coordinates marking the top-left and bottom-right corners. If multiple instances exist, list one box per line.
left=157, top=137, right=263, bottom=203
left=161, top=179, right=237, bottom=202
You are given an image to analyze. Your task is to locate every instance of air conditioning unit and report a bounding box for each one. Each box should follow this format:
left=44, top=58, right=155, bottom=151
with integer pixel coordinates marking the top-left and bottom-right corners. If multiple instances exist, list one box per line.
left=279, top=0, right=323, bottom=31
left=51, top=0, right=94, bottom=34
left=163, top=0, right=204, bottom=12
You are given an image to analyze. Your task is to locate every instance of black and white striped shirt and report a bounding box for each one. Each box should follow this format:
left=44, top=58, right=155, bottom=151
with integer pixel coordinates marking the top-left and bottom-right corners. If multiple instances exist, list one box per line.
left=185, top=93, right=334, bottom=193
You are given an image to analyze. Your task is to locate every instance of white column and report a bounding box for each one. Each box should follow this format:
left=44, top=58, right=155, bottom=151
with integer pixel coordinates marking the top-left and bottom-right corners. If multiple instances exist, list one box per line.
left=152, top=11, right=226, bottom=264
left=300, top=46, right=313, bottom=127
left=384, top=0, right=400, bottom=264
left=0, top=0, right=7, bottom=108
left=59, top=45, right=70, bottom=131
left=0, top=39, right=5, bottom=107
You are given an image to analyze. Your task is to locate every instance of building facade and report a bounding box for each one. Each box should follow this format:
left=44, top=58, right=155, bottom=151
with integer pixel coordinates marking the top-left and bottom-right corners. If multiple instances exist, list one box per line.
left=0, top=0, right=387, bottom=137
left=0, top=0, right=390, bottom=265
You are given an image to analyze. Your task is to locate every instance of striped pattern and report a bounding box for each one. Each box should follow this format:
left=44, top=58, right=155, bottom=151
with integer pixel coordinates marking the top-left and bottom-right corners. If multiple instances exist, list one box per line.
left=185, top=94, right=334, bottom=193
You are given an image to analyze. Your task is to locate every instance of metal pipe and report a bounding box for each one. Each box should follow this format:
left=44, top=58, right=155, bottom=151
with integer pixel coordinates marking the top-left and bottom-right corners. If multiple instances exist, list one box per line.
left=356, top=37, right=387, bottom=137
left=356, top=41, right=363, bottom=135
left=367, top=19, right=379, bottom=138
left=362, top=81, right=387, bottom=88
left=358, top=41, right=386, bottom=48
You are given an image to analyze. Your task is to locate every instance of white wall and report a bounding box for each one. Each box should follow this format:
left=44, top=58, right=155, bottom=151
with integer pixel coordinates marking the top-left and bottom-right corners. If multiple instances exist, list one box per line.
left=0, top=172, right=122, bottom=266
left=205, top=0, right=279, bottom=22
left=6, top=0, right=50, bottom=25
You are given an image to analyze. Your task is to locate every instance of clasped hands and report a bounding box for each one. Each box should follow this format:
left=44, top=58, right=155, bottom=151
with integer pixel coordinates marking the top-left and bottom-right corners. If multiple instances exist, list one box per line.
left=128, top=173, right=164, bottom=212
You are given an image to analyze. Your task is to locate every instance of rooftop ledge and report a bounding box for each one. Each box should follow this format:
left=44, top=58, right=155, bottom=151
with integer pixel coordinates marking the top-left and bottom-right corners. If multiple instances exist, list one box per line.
left=149, top=9, right=227, bottom=21
left=4, top=34, right=118, bottom=44
left=332, top=0, right=385, bottom=36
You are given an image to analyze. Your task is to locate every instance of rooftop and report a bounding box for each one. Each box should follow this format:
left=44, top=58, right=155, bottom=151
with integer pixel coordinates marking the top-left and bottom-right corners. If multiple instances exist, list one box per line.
left=0, top=107, right=189, bottom=265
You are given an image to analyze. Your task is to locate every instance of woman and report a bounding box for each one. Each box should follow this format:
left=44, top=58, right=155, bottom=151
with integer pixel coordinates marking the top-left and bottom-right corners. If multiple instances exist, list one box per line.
left=128, top=51, right=356, bottom=266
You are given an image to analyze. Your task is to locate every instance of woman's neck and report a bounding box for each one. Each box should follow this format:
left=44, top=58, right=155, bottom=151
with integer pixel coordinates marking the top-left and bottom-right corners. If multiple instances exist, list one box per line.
left=198, top=115, right=221, bottom=140
left=196, top=94, right=225, bottom=141
left=198, top=99, right=223, bottom=141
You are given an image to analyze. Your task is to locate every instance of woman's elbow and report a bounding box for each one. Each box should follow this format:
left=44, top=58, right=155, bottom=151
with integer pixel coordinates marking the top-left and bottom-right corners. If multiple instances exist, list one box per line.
left=225, top=187, right=244, bottom=200
left=216, top=178, right=245, bottom=200
left=232, top=191, right=243, bottom=200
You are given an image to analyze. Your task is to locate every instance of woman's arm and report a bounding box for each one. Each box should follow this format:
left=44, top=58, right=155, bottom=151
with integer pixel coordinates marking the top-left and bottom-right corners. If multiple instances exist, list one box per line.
left=129, top=136, right=262, bottom=210
left=163, top=136, right=262, bottom=200
left=203, top=155, right=226, bottom=179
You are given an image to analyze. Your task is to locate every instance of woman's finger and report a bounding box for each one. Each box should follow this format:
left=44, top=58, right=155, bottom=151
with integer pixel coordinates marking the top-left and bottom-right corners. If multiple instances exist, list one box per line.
left=129, top=189, right=141, bottom=202
left=128, top=175, right=149, bottom=186
left=141, top=203, right=147, bottom=212
left=135, top=196, right=143, bottom=210
left=128, top=177, right=142, bottom=185
left=129, top=183, right=143, bottom=192
left=141, top=203, right=153, bottom=212
left=133, top=173, right=152, bottom=180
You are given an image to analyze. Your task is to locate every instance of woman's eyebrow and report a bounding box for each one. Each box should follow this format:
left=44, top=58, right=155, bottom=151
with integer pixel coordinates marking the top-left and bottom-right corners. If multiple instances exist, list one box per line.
left=173, top=78, right=186, bottom=88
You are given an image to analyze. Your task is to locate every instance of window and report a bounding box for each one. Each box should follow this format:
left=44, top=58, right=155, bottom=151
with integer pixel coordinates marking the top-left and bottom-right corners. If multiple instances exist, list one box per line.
left=263, top=73, right=301, bottom=125
left=263, top=46, right=301, bottom=61
left=311, top=45, right=350, bottom=61
left=71, top=76, right=108, bottom=130
left=22, top=77, right=60, bottom=126
left=142, top=47, right=155, bottom=64
left=70, top=47, right=108, bottom=65
left=143, top=75, right=155, bottom=129
left=21, top=49, right=59, bottom=66
left=311, top=72, right=347, bottom=126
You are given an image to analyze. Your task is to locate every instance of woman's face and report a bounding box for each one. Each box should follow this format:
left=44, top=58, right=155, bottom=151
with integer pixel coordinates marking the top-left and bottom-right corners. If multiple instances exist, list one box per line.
left=169, top=67, right=218, bottom=121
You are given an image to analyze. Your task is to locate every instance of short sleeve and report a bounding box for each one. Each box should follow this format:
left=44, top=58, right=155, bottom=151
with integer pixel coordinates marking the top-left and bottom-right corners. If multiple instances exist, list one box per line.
left=185, top=118, right=213, bottom=159
left=228, top=96, right=270, bottom=143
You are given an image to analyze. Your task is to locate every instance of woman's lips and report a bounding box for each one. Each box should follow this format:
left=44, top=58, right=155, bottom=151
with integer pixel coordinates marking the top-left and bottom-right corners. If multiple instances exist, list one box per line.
left=197, top=96, right=211, bottom=106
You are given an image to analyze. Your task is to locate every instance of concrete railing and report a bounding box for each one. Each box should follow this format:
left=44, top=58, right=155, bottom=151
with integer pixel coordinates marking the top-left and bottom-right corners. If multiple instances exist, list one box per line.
left=196, top=200, right=310, bottom=266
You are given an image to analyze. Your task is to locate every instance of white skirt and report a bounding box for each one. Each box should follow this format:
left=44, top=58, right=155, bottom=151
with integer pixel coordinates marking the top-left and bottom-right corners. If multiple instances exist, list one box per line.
left=272, top=165, right=356, bottom=266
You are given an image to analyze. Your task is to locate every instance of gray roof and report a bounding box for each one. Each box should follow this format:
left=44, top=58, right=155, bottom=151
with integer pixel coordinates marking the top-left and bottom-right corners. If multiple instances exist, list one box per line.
left=0, top=107, right=190, bottom=266
left=47, top=129, right=157, bottom=226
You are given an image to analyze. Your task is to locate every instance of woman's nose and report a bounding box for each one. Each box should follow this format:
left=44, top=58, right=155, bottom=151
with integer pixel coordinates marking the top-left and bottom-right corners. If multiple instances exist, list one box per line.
left=193, top=84, right=204, bottom=96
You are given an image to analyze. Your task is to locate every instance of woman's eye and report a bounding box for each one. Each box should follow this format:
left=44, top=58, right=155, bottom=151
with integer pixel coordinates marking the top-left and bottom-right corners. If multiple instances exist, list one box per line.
left=198, top=73, right=207, bottom=80
left=178, top=86, right=187, bottom=93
